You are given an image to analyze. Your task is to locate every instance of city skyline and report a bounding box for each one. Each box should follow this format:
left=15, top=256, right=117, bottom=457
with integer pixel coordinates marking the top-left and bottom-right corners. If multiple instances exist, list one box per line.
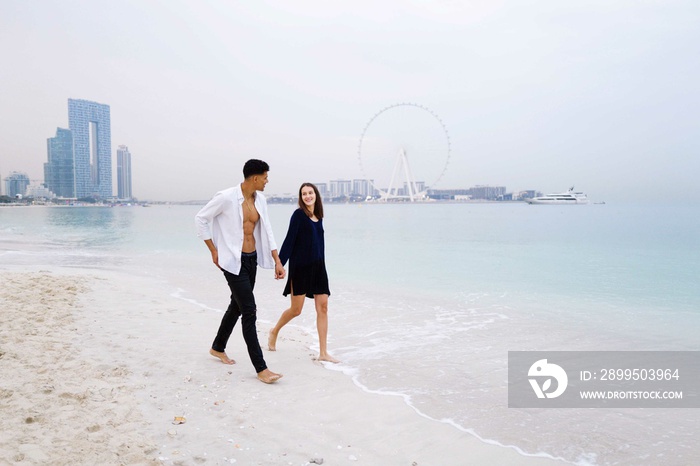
left=2, top=2, right=699, bottom=203
left=0, top=97, right=530, bottom=201
left=2, top=164, right=519, bottom=202
left=272, top=178, right=523, bottom=202
left=1, top=98, right=137, bottom=201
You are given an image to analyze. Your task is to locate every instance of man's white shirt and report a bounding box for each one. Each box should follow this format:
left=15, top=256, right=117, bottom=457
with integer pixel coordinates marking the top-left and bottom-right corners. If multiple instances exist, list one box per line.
left=195, top=184, right=278, bottom=274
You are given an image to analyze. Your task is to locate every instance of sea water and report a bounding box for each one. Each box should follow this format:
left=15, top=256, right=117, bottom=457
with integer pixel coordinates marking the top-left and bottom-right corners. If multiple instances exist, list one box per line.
left=1, top=202, right=698, bottom=465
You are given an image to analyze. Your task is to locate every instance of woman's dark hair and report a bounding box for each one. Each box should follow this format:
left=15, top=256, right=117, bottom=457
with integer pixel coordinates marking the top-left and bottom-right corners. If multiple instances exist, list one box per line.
left=243, top=159, right=270, bottom=179
left=298, top=182, right=324, bottom=220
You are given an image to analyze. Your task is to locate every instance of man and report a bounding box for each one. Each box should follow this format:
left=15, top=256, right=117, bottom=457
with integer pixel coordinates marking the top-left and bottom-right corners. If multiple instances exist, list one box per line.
left=195, top=159, right=284, bottom=384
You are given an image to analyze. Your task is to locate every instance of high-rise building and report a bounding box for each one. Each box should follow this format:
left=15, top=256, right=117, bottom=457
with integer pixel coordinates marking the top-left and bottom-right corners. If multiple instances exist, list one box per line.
left=402, top=180, right=426, bottom=195
left=315, top=183, right=329, bottom=198
left=116, top=145, right=132, bottom=200
left=468, top=186, right=506, bottom=200
left=329, top=179, right=352, bottom=198
left=352, top=179, right=375, bottom=197
left=4, top=172, right=30, bottom=198
left=68, top=99, right=112, bottom=199
left=44, top=128, right=75, bottom=198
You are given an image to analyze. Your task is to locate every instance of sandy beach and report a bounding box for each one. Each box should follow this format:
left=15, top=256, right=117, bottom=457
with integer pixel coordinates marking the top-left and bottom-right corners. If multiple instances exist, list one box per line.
left=0, top=265, right=566, bottom=465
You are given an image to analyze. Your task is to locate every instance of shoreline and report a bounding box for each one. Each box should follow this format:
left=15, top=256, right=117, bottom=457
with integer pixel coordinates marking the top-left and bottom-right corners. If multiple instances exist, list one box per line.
left=0, top=264, right=564, bottom=465
left=0, top=200, right=533, bottom=208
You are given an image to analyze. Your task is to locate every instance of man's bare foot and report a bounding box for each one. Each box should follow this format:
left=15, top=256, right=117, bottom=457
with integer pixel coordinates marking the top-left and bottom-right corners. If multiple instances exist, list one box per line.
left=209, top=348, right=235, bottom=365
left=257, top=368, right=283, bottom=384
left=267, top=328, right=278, bottom=351
left=319, top=354, right=340, bottom=364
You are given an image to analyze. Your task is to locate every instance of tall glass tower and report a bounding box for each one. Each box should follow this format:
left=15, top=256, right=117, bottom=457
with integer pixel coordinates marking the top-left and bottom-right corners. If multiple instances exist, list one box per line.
left=116, top=145, right=132, bottom=200
left=44, top=128, right=75, bottom=198
left=68, top=99, right=112, bottom=198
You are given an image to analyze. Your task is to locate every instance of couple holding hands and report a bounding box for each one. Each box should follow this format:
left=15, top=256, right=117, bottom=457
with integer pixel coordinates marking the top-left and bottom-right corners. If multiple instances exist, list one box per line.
left=194, top=159, right=339, bottom=384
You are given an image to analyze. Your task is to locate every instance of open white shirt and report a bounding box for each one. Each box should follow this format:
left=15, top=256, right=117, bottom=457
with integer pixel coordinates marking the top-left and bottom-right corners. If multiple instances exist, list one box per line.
left=194, top=184, right=278, bottom=274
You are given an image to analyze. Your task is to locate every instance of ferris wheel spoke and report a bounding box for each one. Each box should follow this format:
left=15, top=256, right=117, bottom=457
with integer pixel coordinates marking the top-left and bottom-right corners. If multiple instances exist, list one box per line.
left=357, top=103, right=452, bottom=202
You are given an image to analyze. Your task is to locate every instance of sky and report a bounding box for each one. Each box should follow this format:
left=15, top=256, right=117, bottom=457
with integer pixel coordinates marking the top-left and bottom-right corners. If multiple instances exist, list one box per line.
left=1, top=0, right=699, bottom=202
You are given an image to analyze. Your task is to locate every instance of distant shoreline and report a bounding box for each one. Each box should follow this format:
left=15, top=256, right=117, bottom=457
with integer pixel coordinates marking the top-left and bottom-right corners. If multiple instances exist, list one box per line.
left=1, top=199, right=534, bottom=208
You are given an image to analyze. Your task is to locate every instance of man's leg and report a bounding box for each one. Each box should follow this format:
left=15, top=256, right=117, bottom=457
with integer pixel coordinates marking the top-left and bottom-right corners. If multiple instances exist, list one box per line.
left=234, top=255, right=266, bottom=371
left=210, top=271, right=244, bottom=364
left=237, top=253, right=282, bottom=383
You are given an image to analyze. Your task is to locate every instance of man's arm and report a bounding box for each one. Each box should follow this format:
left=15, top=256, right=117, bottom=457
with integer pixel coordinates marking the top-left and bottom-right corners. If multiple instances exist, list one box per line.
left=204, top=239, right=220, bottom=269
left=195, top=191, right=225, bottom=240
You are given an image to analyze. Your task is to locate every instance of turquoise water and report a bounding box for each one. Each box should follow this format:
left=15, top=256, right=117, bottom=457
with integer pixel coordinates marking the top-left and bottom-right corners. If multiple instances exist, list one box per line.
left=328, top=202, right=700, bottom=310
left=1, top=203, right=698, bottom=465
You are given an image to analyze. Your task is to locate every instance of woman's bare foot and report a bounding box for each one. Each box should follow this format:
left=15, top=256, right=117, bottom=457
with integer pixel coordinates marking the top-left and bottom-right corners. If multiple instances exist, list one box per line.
left=209, top=348, right=235, bottom=365
left=267, top=329, right=278, bottom=351
left=257, top=368, right=283, bottom=384
left=318, top=354, right=340, bottom=364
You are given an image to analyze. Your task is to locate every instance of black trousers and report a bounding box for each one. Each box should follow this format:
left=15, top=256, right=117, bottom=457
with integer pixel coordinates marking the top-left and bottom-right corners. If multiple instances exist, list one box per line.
left=211, top=251, right=267, bottom=373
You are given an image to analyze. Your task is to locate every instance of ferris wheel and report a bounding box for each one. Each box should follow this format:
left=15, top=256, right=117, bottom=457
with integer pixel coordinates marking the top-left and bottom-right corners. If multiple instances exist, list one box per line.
left=357, top=103, right=451, bottom=201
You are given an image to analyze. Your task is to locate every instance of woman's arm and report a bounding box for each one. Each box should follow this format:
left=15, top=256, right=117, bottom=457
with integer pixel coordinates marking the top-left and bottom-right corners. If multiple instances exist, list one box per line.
left=279, top=209, right=303, bottom=266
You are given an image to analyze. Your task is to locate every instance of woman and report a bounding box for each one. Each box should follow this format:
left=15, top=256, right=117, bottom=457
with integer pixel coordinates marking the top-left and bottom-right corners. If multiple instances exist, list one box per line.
left=268, top=183, right=339, bottom=363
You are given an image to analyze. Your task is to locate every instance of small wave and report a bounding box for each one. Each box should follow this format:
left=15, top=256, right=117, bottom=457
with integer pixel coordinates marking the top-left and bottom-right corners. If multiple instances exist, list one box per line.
left=323, top=361, right=582, bottom=464
left=169, top=288, right=223, bottom=313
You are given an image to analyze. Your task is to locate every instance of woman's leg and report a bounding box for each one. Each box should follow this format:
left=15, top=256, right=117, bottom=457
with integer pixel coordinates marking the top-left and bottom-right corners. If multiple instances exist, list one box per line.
left=268, top=291, right=305, bottom=351
left=314, top=294, right=339, bottom=363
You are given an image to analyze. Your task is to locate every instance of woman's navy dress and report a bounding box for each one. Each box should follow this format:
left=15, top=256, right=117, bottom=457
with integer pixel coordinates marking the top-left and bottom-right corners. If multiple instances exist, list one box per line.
left=279, top=208, right=330, bottom=298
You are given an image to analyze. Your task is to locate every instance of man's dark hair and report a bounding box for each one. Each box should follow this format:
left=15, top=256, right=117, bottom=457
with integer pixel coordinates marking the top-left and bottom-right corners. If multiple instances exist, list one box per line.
left=243, top=159, right=270, bottom=179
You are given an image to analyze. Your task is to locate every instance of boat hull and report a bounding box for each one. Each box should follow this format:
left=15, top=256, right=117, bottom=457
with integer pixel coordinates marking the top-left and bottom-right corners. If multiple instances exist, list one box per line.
left=526, top=188, right=589, bottom=205
left=527, top=199, right=589, bottom=205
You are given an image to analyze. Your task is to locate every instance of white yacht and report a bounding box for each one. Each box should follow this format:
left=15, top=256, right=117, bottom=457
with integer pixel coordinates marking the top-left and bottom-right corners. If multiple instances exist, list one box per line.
left=527, top=187, right=589, bottom=205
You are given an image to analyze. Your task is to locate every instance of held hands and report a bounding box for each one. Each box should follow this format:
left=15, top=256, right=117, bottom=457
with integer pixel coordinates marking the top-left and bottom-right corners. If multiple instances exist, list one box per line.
left=275, top=262, right=286, bottom=280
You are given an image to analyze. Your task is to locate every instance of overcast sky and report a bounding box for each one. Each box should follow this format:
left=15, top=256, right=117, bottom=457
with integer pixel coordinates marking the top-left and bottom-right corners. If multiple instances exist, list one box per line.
left=1, top=0, right=698, bottom=202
